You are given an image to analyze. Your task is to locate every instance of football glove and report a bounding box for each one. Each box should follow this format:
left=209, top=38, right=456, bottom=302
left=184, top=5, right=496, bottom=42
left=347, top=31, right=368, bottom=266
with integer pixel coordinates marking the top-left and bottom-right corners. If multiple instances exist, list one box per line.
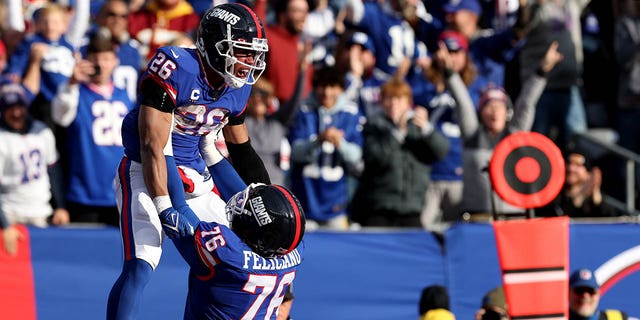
left=159, top=207, right=196, bottom=239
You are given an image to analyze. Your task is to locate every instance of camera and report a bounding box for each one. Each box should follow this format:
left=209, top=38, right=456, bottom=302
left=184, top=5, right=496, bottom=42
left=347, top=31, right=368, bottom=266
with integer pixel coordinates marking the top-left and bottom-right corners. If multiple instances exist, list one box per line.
left=91, top=65, right=101, bottom=77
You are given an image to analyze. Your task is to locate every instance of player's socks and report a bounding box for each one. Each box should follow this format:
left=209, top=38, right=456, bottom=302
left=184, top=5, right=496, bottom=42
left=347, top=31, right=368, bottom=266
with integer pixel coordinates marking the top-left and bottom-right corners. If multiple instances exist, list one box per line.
left=106, top=259, right=153, bottom=320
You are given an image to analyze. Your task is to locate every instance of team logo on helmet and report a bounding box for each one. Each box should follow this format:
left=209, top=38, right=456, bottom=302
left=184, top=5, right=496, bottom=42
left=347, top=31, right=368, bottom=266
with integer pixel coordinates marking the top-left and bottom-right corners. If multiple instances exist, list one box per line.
left=196, top=3, right=268, bottom=89
left=250, top=196, right=273, bottom=226
left=207, top=8, right=241, bottom=25
left=228, top=184, right=305, bottom=258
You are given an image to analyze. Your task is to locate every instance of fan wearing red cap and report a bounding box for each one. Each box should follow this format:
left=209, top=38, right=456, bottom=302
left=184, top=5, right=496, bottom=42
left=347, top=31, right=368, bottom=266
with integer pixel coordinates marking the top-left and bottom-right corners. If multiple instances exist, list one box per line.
left=412, top=28, right=480, bottom=228
left=437, top=30, right=470, bottom=77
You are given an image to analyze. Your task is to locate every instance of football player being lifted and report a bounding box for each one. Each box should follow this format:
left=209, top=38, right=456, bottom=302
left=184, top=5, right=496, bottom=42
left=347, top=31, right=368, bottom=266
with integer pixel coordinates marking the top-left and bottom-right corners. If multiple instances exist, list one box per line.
left=107, top=4, right=272, bottom=319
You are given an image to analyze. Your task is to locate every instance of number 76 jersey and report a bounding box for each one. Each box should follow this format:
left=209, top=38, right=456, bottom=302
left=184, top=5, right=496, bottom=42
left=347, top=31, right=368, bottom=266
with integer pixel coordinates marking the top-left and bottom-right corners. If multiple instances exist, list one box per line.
left=172, top=221, right=304, bottom=320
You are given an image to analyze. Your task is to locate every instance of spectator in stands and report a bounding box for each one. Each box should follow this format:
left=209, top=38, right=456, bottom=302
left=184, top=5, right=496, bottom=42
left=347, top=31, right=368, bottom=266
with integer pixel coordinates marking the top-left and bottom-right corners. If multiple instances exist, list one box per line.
left=4, top=3, right=75, bottom=130
left=453, top=42, right=563, bottom=217
left=568, top=268, right=633, bottom=320
left=420, top=0, right=531, bottom=87
left=342, top=0, right=428, bottom=78
left=0, top=38, right=42, bottom=87
left=536, top=146, right=618, bottom=217
left=86, top=0, right=143, bottom=102
left=288, top=66, right=364, bottom=229
left=351, top=77, right=448, bottom=228
left=51, top=32, right=134, bottom=227
left=255, top=0, right=313, bottom=105
left=614, top=0, right=640, bottom=202
left=410, top=30, right=485, bottom=227
left=127, top=0, right=200, bottom=61
left=245, top=76, right=303, bottom=186
left=303, top=0, right=339, bottom=68
left=0, top=84, right=70, bottom=255
left=615, top=0, right=640, bottom=137
left=474, top=286, right=508, bottom=320
left=339, top=31, right=388, bottom=118
left=418, top=285, right=455, bottom=320
left=519, top=0, right=592, bottom=150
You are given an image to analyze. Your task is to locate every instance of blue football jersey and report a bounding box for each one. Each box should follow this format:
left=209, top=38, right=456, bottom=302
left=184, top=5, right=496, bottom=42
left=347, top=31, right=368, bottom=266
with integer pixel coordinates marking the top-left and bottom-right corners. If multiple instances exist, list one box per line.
left=171, top=221, right=304, bottom=320
left=112, top=40, right=143, bottom=103
left=351, top=2, right=424, bottom=76
left=121, top=46, right=251, bottom=173
left=63, top=84, right=133, bottom=206
left=288, top=98, right=364, bottom=221
left=5, top=34, right=75, bottom=100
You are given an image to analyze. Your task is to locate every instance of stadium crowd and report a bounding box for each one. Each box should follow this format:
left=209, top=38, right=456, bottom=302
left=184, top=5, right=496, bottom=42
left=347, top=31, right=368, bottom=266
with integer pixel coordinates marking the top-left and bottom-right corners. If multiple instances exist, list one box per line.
left=0, top=0, right=639, bottom=239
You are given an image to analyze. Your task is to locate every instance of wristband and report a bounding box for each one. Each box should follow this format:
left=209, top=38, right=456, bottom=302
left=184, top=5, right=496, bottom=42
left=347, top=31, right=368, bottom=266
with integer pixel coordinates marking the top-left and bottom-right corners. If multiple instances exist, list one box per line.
left=153, top=195, right=172, bottom=212
left=199, top=133, right=224, bottom=166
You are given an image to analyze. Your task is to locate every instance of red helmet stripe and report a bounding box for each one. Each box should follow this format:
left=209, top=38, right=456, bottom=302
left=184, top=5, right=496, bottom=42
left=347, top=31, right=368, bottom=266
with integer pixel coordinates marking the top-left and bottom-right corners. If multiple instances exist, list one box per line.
left=273, top=185, right=302, bottom=254
left=238, top=4, right=263, bottom=39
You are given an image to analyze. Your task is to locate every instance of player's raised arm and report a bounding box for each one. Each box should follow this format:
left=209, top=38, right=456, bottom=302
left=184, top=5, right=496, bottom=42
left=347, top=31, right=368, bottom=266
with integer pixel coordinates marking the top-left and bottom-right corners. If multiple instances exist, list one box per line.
left=138, top=76, right=198, bottom=238
left=139, top=104, right=172, bottom=200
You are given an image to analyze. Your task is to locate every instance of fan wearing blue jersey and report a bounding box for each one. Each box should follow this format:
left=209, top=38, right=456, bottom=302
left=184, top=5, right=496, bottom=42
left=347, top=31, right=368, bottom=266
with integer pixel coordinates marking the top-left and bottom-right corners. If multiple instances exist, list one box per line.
left=107, top=4, right=272, bottom=319
left=4, top=3, right=76, bottom=128
left=163, top=183, right=306, bottom=320
left=52, top=32, right=134, bottom=226
left=343, top=0, right=428, bottom=77
left=288, top=66, right=364, bottom=229
left=339, top=31, right=389, bottom=118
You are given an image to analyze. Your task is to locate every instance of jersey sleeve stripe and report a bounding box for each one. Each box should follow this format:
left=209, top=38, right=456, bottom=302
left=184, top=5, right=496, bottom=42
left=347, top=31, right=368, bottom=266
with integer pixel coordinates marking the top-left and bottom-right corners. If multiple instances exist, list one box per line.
left=195, top=229, right=218, bottom=281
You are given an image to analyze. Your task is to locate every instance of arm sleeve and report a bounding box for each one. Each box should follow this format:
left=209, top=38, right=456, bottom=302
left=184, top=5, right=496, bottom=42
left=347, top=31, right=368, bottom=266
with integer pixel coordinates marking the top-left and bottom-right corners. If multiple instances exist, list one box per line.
left=345, top=0, right=365, bottom=25
left=227, top=112, right=246, bottom=126
left=165, top=156, right=199, bottom=223
left=66, top=0, right=90, bottom=49
left=406, top=126, right=450, bottom=164
left=226, top=140, right=272, bottom=184
left=208, top=160, right=248, bottom=202
left=507, top=74, right=547, bottom=132
left=0, top=209, right=8, bottom=229
left=5, top=39, right=30, bottom=76
left=51, top=83, right=80, bottom=127
left=139, top=77, right=176, bottom=113
left=344, top=72, right=363, bottom=103
left=6, top=0, right=24, bottom=32
left=48, top=162, right=66, bottom=209
left=337, top=139, right=362, bottom=165
left=446, top=72, right=479, bottom=139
